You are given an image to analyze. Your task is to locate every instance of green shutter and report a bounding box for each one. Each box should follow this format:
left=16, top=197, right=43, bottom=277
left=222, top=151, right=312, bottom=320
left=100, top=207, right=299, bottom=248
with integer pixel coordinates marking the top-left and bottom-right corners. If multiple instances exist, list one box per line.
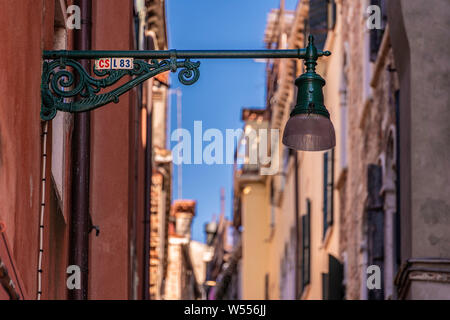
left=328, top=254, right=344, bottom=300
left=323, top=149, right=334, bottom=238
left=327, top=149, right=334, bottom=227
left=366, top=164, right=385, bottom=300
left=308, top=0, right=336, bottom=50
left=370, top=0, right=388, bottom=61
left=302, top=199, right=311, bottom=291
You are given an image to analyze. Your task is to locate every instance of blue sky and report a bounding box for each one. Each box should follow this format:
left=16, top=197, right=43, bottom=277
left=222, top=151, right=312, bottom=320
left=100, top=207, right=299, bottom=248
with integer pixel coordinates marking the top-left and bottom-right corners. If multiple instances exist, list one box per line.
left=166, top=0, right=297, bottom=242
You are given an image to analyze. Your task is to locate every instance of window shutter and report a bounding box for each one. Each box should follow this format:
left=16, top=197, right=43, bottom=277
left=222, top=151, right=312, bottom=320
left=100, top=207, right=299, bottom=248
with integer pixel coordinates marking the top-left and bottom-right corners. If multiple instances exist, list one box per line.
left=327, top=0, right=337, bottom=30
left=323, top=149, right=334, bottom=237
left=308, top=0, right=328, bottom=50
left=327, top=149, right=334, bottom=227
left=301, top=199, right=311, bottom=291
left=308, top=0, right=336, bottom=50
left=322, top=255, right=344, bottom=300
left=328, top=254, right=344, bottom=300
left=305, top=199, right=310, bottom=248
left=369, top=0, right=388, bottom=61
left=366, top=164, right=385, bottom=300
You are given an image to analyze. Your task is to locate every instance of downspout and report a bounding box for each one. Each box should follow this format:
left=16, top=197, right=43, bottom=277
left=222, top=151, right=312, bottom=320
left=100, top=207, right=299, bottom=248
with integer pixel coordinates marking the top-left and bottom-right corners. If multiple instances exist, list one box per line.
left=143, top=78, right=153, bottom=300
left=69, top=0, right=92, bottom=300
left=294, top=151, right=300, bottom=299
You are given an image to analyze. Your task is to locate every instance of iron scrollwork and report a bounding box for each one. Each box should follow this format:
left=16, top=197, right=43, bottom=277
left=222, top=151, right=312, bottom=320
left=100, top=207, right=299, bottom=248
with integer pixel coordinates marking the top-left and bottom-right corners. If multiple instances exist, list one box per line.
left=40, top=57, right=200, bottom=120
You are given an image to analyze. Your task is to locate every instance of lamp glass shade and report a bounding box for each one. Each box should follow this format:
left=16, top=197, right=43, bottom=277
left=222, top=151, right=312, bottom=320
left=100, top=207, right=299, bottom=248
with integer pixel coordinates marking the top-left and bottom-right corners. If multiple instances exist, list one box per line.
left=282, top=113, right=336, bottom=151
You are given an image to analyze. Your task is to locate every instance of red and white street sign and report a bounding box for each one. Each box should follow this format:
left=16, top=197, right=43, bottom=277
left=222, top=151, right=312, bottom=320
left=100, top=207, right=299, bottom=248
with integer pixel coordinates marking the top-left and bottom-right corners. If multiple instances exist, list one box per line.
left=95, top=58, right=133, bottom=70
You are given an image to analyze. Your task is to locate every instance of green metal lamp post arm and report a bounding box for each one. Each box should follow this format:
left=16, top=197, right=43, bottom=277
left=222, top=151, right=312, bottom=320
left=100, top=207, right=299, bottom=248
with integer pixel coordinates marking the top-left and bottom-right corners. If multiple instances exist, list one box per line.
left=41, top=35, right=331, bottom=121
left=43, top=49, right=311, bottom=60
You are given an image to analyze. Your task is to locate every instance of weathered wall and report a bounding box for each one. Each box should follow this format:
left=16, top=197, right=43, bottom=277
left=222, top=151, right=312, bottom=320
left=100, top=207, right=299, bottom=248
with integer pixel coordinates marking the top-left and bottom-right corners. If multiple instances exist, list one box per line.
left=388, top=0, right=450, bottom=299
left=88, top=0, right=135, bottom=299
left=165, top=238, right=183, bottom=299
left=340, top=0, right=399, bottom=299
left=0, top=0, right=59, bottom=299
left=263, top=0, right=345, bottom=301
left=0, top=0, right=168, bottom=300
left=391, top=0, right=450, bottom=260
left=164, top=200, right=196, bottom=299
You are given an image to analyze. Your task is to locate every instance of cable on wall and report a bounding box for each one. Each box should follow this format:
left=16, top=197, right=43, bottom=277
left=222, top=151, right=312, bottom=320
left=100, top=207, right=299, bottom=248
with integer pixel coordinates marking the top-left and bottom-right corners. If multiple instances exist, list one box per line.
left=37, top=121, right=48, bottom=300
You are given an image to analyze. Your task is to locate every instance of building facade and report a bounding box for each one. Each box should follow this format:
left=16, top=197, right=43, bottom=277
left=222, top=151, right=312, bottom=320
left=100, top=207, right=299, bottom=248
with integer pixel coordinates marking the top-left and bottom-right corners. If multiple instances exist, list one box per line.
left=230, top=0, right=450, bottom=300
left=204, top=209, right=235, bottom=300
left=0, top=0, right=170, bottom=299
left=164, top=200, right=202, bottom=300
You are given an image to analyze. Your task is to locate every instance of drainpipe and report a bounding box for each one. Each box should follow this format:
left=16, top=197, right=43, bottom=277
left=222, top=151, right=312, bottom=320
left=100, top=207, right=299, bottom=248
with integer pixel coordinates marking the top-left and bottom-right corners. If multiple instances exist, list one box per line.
left=294, top=151, right=300, bottom=299
left=69, top=0, right=92, bottom=300
left=143, top=78, right=153, bottom=300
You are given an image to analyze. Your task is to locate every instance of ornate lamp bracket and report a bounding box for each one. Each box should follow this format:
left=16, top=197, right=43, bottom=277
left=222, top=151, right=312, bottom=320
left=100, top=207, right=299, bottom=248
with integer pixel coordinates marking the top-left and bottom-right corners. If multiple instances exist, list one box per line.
left=41, top=35, right=330, bottom=121
left=40, top=56, right=200, bottom=121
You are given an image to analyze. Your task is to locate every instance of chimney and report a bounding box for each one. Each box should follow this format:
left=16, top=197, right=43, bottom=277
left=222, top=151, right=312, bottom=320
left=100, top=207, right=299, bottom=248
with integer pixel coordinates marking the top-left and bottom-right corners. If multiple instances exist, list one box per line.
left=172, top=200, right=196, bottom=239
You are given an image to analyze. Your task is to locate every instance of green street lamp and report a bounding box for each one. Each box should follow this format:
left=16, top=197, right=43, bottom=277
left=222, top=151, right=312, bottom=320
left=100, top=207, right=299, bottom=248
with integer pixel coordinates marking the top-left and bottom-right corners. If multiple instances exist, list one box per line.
left=282, top=35, right=335, bottom=151
left=41, top=35, right=333, bottom=151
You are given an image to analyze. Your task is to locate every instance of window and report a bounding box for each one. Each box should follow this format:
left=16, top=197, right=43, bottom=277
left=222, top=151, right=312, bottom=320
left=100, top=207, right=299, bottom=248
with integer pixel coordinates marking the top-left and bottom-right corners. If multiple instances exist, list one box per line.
left=323, top=149, right=334, bottom=237
left=370, top=0, right=388, bottom=62
left=301, top=199, right=311, bottom=292
left=366, top=164, right=384, bottom=300
left=306, top=0, right=337, bottom=50
left=327, top=0, right=337, bottom=31
left=322, top=255, right=344, bottom=300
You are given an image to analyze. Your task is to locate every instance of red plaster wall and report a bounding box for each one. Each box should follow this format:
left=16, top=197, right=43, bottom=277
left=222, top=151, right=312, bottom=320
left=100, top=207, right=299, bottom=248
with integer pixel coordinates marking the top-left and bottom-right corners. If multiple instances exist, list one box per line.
left=0, top=0, right=56, bottom=299
left=89, top=0, right=136, bottom=299
left=0, top=0, right=146, bottom=300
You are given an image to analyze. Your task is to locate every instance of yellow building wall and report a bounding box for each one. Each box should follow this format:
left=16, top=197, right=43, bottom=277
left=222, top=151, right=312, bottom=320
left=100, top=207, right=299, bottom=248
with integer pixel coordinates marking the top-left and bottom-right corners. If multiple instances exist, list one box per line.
left=240, top=1, right=345, bottom=301
left=264, top=12, right=344, bottom=300
left=241, top=181, right=270, bottom=299
left=298, top=150, right=324, bottom=299
left=267, top=161, right=298, bottom=300
left=301, top=4, right=343, bottom=299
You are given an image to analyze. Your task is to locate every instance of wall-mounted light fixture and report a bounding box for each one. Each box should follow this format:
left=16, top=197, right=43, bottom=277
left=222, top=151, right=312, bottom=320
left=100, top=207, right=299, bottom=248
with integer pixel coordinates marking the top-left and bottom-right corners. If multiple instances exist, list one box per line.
left=41, top=35, right=333, bottom=151
left=282, top=36, right=335, bottom=151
